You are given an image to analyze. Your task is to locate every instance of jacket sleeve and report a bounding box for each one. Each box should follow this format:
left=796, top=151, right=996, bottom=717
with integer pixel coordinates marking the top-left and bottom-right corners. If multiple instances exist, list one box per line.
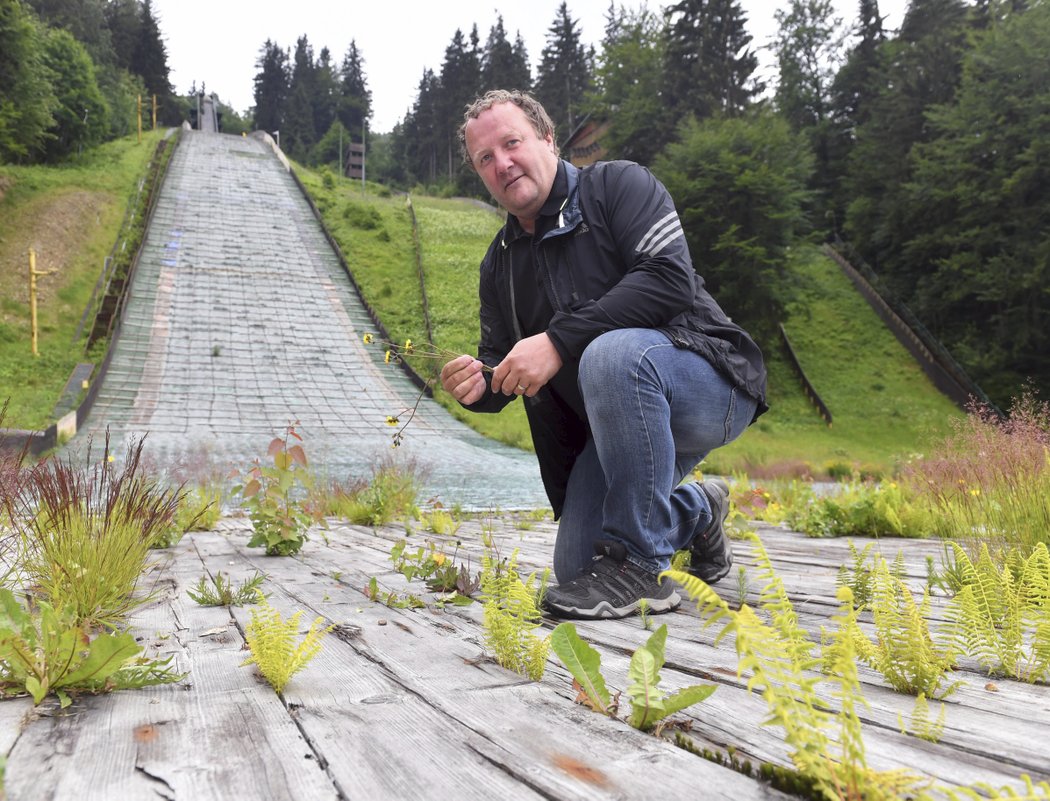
left=546, top=162, right=697, bottom=361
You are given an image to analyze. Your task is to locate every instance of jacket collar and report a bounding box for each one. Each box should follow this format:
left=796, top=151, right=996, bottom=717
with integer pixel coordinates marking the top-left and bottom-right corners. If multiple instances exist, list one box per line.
left=501, top=160, right=582, bottom=248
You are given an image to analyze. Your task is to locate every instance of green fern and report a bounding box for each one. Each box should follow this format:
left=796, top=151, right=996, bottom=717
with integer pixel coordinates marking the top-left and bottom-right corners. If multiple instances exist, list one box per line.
left=899, top=693, right=946, bottom=744
left=945, top=541, right=1050, bottom=682
left=665, top=532, right=928, bottom=801
left=480, top=549, right=549, bottom=680
left=836, top=540, right=876, bottom=609
left=240, top=596, right=331, bottom=693
left=860, top=555, right=960, bottom=698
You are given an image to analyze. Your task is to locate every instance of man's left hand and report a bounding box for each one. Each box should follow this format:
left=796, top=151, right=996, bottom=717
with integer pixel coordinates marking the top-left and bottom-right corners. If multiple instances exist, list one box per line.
left=492, top=332, right=563, bottom=397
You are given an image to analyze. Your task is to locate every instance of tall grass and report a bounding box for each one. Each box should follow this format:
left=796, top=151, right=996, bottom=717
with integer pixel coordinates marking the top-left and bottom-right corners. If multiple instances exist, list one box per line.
left=13, top=435, right=183, bottom=627
left=904, top=392, right=1050, bottom=555
left=311, top=455, right=424, bottom=526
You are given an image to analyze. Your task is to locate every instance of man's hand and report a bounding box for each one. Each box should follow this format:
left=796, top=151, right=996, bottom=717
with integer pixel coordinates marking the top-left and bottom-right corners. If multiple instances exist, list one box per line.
left=441, top=355, right=487, bottom=405
left=492, top=332, right=563, bottom=397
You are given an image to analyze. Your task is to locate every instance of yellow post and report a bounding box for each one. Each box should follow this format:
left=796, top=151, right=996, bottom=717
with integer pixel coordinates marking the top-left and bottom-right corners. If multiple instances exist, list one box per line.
left=28, top=249, right=52, bottom=357
left=152, top=94, right=157, bottom=130
left=137, top=94, right=142, bottom=143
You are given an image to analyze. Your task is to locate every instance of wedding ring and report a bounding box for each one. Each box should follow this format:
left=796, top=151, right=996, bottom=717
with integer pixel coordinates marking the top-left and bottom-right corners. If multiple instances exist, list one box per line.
left=517, top=384, right=527, bottom=392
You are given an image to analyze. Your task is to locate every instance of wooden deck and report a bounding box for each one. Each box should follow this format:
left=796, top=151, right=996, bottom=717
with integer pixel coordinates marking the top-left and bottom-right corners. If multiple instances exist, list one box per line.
left=4, top=517, right=1049, bottom=800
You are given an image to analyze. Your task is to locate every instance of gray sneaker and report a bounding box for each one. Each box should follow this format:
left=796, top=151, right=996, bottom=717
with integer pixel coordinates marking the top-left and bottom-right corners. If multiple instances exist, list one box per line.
left=542, top=540, right=680, bottom=620
left=687, top=478, right=733, bottom=584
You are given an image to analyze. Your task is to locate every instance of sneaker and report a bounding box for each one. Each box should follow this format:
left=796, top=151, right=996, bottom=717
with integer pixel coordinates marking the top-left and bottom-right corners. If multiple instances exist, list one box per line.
left=687, top=478, right=733, bottom=584
left=542, top=540, right=680, bottom=620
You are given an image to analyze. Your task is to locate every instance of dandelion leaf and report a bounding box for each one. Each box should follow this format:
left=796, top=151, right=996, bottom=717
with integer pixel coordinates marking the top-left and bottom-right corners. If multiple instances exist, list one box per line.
left=550, top=622, right=611, bottom=714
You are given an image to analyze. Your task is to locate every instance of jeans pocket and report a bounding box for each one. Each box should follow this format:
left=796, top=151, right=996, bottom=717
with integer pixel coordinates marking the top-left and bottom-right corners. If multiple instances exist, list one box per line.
left=721, top=387, right=738, bottom=445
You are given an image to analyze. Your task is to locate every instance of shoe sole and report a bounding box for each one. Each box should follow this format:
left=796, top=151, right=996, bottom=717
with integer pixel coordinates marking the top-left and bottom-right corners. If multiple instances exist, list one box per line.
left=544, top=591, right=681, bottom=620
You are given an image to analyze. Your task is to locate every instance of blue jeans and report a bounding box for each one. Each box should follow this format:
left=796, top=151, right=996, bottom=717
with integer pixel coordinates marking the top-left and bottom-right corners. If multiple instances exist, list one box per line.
left=552, top=328, right=757, bottom=582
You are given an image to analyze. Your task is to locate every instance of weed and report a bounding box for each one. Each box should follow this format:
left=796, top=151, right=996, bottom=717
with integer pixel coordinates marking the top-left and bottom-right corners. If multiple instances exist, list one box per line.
left=240, top=595, right=332, bottom=694
left=550, top=622, right=715, bottom=732
left=420, top=507, right=460, bottom=536
left=315, top=458, right=420, bottom=526
left=187, top=571, right=265, bottom=607
left=236, top=423, right=316, bottom=556
left=784, top=479, right=936, bottom=539
left=361, top=576, right=426, bottom=609
left=12, top=436, right=182, bottom=628
left=638, top=598, right=652, bottom=630
left=904, top=392, right=1050, bottom=554
left=0, top=588, right=182, bottom=706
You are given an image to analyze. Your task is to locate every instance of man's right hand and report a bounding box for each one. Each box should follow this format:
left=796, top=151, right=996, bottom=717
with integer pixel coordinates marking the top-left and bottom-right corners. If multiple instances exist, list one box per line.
left=440, top=354, right=487, bottom=405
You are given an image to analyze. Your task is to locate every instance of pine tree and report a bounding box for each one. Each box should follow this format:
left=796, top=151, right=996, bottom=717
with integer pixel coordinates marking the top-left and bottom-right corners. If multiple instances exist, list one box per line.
left=773, top=0, right=849, bottom=227
left=662, top=0, right=760, bottom=125
left=437, top=26, right=481, bottom=180
left=130, top=0, right=174, bottom=121
left=284, top=35, right=317, bottom=160
left=103, top=0, right=139, bottom=73
left=311, top=46, right=339, bottom=152
left=901, top=1, right=1050, bottom=402
left=842, top=0, right=970, bottom=278
left=252, top=39, right=288, bottom=137
left=534, top=1, right=594, bottom=142
left=481, top=14, right=531, bottom=92
left=338, top=39, right=372, bottom=139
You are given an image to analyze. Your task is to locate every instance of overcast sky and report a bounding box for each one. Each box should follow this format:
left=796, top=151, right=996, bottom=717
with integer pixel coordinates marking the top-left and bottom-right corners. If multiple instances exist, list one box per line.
left=154, top=0, right=910, bottom=134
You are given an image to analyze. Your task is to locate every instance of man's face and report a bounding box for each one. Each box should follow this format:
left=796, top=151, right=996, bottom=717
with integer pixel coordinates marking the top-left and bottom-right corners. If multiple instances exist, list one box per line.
left=464, top=102, right=558, bottom=231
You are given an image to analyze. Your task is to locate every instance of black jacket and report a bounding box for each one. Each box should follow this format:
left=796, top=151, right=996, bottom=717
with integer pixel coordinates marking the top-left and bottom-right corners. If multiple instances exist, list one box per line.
left=465, top=159, right=767, bottom=516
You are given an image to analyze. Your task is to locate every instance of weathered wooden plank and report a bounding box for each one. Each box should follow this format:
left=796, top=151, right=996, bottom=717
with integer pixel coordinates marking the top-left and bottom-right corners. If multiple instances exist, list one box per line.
left=4, top=540, right=339, bottom=801
left=195, top=529, right=794, bottom=799
left=300, top=519, right=1050, bottom=790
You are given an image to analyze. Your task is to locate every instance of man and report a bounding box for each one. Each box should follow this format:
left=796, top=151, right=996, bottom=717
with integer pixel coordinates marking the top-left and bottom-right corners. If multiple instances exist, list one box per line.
left=440, top=90, right=767, bottom=620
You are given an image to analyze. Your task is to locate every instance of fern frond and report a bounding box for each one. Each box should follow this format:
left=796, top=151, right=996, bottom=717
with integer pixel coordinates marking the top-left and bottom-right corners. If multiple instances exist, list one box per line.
left=903, top=693, right=946, bottom=743
left=865, top=557, right=959, bottom=698
left=241, top=597, right=331, bottom=694
left=941, top=774, right=1050, bottom=800
left=747, top=534, right=817, bottom=670
left=480, top=550, right=549, bottom=680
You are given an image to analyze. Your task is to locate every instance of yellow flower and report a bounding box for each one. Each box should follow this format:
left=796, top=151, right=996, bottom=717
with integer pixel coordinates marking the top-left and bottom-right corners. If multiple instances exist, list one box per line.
left=404, top=338, right=414, bottom=354
left=969, top=488, right=981, bottom=497
left=362, top=333, right=374, bottom=344
left=384, top=350, right=392, bottom=364
left=432, top=552, right=446, bottom=566
left=107, top=454, right=115, bottom=463
left=386, top=416, right=400, bottom=426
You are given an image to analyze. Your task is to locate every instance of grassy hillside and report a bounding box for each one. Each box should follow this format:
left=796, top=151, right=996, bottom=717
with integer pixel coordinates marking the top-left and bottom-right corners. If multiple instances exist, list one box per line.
left=704, top=247, right=962, bottom=478
left=0, top=129, right=167, bottom=429
left=300, top=164, right=960, bottom=476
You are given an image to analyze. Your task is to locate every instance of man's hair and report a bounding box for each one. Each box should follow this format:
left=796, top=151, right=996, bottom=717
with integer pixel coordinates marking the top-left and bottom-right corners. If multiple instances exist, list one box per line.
left=458, top=90, right=559, bottom=166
